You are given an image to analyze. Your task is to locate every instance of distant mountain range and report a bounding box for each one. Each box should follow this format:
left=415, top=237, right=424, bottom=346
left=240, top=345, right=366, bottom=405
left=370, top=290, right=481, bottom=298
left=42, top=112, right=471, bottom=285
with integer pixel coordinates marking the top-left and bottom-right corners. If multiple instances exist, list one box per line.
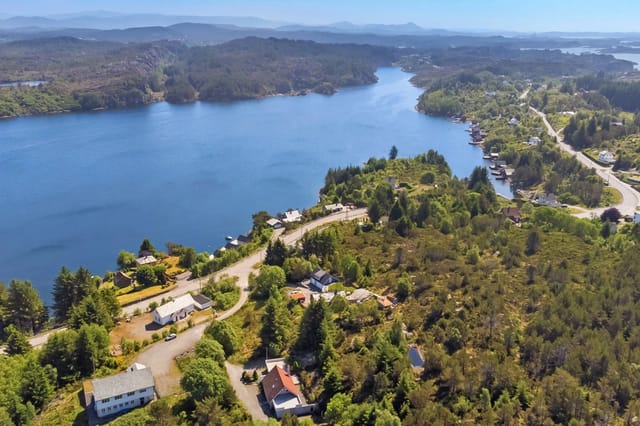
left=3, top=12, right=640, bottom=40
left=0, top=13, right=288, bottom=31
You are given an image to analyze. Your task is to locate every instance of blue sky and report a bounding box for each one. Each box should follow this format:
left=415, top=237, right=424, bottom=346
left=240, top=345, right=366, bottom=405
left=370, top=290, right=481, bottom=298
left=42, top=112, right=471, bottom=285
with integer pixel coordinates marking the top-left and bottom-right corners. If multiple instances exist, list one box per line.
left=4, top=0, right=639, bottom=32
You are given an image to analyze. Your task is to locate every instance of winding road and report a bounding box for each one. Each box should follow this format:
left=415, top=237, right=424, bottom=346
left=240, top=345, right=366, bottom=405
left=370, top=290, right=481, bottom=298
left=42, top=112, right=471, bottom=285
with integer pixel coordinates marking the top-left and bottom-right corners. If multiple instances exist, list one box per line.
left=530, top=106, right=640, bottom=218
left=135, top=208, right=368, bottom=396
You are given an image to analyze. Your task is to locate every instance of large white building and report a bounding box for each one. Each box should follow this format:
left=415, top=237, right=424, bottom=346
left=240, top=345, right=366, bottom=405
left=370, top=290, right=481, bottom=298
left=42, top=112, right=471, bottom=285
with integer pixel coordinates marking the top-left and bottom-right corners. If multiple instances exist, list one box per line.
left=90, top=364, right=155, bottom=418
left=152, top=294, right=195, bottom=326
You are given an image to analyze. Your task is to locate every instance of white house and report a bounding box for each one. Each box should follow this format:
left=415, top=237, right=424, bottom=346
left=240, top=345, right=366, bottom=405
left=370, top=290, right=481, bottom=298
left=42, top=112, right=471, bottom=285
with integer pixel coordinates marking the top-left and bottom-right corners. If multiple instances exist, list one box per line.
left=266, top=218, right=283, bottom=229
left=135, top=255, right=157, bottom=266
left=262, top=365, right=307, bottom=419
left=633, top=212, right=640, bottom=224
left=310, top=269, right=338, bottom=292
left=598, top=151, right=615, bottom=164
left=152, top=294, right=195, bottom=326
left=508, top=117, right=520, bottom=126
left=324, top=203, right=344, bottom=213
left=282, top=210, right=302, bottom=223
left=527, top=136, right=541, bottom=146
left=90, top=364, right=155, bottom=418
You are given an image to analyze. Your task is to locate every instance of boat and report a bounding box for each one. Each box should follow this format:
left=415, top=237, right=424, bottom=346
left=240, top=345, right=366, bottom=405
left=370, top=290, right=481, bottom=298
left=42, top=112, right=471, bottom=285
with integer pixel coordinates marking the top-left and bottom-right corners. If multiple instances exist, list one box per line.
left=225, top=235, right=233, bottom=241
left=468, top=140, right=483, bottom=145
left=491, top=170, right=503, bottom=176
left=482, top=154, right=491, bottom=159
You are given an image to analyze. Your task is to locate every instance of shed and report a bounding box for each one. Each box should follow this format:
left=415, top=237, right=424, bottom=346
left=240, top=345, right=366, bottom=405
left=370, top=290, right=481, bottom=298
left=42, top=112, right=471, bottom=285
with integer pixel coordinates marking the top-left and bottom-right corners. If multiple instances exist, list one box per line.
left=114, top=271, right=133, bottom=289
left=193, top=294, right=213, bottom=310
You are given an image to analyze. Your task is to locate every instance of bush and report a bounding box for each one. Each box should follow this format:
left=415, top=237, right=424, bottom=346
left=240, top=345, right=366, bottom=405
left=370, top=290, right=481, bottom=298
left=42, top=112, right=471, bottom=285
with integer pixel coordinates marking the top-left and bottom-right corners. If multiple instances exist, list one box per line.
left=152, top=333, right=160, bottom=342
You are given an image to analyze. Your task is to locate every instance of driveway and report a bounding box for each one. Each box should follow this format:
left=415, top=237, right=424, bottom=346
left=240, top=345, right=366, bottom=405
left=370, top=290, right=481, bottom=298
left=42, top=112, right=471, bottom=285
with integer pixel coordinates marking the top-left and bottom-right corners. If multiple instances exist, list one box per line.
left=135, top=322, right=208, bottom=396
left=225, top=362, right=269, bottom=421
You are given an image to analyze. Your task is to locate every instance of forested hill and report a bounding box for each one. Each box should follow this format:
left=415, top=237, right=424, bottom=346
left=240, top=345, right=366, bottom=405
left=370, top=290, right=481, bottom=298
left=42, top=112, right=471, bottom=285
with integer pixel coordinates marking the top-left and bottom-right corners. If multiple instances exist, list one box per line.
left=174, top=37, right=396, bottom=102
left=0, top=36, right=396, bottom=117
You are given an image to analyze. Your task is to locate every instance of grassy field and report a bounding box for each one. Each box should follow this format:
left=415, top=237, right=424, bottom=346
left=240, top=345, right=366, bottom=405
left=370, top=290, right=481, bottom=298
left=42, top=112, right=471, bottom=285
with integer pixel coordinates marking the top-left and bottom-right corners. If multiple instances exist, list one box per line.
left=34, top=387, right=86, bottom=426
left=602, top=186, right=623, bottom=206
left=117, top=283, right=177, bottom=307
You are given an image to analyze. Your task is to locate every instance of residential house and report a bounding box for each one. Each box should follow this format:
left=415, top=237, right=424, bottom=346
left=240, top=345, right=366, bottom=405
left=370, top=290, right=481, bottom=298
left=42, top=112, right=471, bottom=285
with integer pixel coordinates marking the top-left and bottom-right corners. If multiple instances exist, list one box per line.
left=598, top=151, right=615, bottom=164
left=324, top=203, right=344, bottom=213
left=282, top=210, right=302, bottom=224
left=310, top=269, right=338, bottom=293
left=135, top=255, right=157, bottom=266
left=347, top=288, right=374, bottom=304
left=288, top=291, right=306, bottom=306
left=114, top=271, right=133, bottom=289
left=634, top=212, right=640, bottom=224
left=225, top=234, right=251, bottom=250
left=192, top=294, right=213, bottom=310
left=377, top=296, right=395, bottom=309
left=535, top=193, right=559, bottom=207
left=152, top=294, right=195, bottom=326
left=88, top=364, right=155, bottom=418
left=508, top=117, right=520, bottom=126
left=502, top=207, right=522, bottom=224
left=266, top=218, right=283, bottom=229
left=262, top=365, right=313, bottom=419
left=527, top=136, right=541, bottom=146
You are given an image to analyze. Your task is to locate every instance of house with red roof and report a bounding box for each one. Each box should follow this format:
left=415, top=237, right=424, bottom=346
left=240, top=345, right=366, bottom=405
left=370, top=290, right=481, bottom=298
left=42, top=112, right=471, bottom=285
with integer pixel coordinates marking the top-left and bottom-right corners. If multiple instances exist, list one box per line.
left=262, top=365, right=304, bottom=419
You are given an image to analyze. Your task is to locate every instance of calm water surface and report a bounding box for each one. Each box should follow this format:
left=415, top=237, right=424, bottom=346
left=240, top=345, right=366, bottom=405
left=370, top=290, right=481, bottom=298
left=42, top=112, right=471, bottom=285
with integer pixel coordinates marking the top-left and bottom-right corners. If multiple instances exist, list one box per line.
left=0, top=67, right=511, bottom=303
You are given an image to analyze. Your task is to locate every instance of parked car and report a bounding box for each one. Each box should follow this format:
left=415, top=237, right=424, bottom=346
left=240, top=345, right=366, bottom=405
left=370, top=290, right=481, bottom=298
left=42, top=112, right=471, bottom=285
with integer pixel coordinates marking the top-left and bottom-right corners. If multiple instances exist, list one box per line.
left=165, top=333, right=177, bottom=341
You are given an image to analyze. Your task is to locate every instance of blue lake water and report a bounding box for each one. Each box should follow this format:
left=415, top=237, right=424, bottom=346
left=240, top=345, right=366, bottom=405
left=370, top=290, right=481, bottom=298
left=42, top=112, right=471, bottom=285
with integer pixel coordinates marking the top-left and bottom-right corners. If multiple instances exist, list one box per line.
left=0, top=67, right=511, bottom=303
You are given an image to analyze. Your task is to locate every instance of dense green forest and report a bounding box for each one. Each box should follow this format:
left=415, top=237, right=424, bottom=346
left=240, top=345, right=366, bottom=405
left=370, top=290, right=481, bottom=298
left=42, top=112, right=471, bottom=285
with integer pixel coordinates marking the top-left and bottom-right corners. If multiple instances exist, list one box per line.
left=161, top=153, right=640, bottom=425
left=0, top=36, right=395, bottom=117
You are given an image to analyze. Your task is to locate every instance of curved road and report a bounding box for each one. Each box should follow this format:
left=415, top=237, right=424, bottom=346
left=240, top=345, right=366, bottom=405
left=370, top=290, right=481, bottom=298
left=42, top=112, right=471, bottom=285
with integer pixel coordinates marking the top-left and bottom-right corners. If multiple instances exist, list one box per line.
left=530, top=107, right=640, bottom=218
left=135, top=208, right=368, bottom=396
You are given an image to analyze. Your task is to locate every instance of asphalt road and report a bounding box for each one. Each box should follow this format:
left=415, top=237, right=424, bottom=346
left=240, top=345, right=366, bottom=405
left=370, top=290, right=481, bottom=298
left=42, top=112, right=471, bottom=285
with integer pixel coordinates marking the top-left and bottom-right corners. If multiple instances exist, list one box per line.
left=530, top=106, right=640, bottom=218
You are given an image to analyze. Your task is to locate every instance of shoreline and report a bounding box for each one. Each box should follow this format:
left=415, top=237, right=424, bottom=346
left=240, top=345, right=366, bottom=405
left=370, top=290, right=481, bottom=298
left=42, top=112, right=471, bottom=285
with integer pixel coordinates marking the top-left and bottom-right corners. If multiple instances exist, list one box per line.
left=0, top=78, right=380, bottom=121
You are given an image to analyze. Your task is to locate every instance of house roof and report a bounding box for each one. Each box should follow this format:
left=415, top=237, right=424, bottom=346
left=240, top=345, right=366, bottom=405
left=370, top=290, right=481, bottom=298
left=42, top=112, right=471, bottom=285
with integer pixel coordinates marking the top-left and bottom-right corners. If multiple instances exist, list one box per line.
left=114, top=271, right=132, bottom=284
left=288, top=292, right=306, bottom=302
left=193, top=293, right=212, bottom=306
left=92, top=367, right=154, bottom=401
left=262, top=366, right=299, bottom=403
left=324, top=203, right=344, bottom=211
left=282, top=210, right=302, bottom=223
left=502, top=207, right=521, bottom=219
left=266, top=218, right=282, bottom=227
left=377, top=296, right=394, bottom=308
left=154, top=294, right=195, bottom=319
left=347, top=288, right=373, bottom=304
left=135, top=255, right=157, bottom=265
left=237, top=234, right=251, bottom=244
left=310, top=269, right=337, bottom=286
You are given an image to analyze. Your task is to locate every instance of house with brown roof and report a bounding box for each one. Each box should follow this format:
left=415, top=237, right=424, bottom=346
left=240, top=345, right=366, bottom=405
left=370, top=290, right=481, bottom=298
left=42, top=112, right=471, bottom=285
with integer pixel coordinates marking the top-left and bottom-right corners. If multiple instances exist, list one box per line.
left=262, top=366, right=305, bottom=419
left=114, top=271, right=133, bottom=289
left=502, top=207, right=521, bottom=224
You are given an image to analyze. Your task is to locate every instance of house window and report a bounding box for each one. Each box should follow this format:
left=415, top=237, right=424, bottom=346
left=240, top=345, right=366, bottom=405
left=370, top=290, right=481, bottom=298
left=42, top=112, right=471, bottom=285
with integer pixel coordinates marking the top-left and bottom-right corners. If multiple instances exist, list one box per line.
left=101, top=398, right=110, bottom=403
left=115, top=395, right=123, bottom=400
left=127, top=392, right=135, bottom=396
